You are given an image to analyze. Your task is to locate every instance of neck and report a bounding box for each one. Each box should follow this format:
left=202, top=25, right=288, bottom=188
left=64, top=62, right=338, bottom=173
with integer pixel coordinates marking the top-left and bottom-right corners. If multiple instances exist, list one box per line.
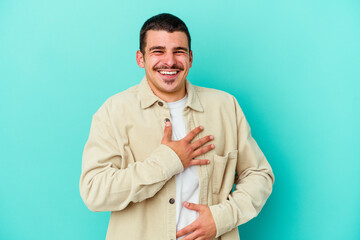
left=147, top=81, right=186, bottom=103
left=155, top=89, right=186, bottom=103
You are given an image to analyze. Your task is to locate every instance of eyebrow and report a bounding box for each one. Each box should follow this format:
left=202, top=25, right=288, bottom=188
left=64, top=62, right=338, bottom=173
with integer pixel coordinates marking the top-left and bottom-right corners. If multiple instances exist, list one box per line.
left=149, top=46, right=166, bottom=51
left=173, top=47, right=189, bottom=52
left=148, top=46, right=189, bottom=52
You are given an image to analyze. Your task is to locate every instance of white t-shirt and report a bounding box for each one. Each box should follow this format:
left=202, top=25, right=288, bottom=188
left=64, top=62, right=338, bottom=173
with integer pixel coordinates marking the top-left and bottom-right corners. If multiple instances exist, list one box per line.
left=166, top=95, right=199, bottom=239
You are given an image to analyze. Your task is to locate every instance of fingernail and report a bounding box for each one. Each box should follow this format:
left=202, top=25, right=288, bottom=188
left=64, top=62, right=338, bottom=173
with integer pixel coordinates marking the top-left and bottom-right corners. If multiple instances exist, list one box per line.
left=184, top=202, right=189, bottom=207
left=165, top=122, right=170, bottom=127
left=207, top=160, right=210, bottom=164
left=209, top=135, right=214, bottom=140
left=199, top=126, right=204, bottom=130
left=211, top=144, right=215, bottom=148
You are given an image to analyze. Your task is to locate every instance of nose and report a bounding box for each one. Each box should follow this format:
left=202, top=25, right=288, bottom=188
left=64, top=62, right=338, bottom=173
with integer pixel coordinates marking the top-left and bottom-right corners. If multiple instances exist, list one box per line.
left=162, top=52, right=176, bottom=67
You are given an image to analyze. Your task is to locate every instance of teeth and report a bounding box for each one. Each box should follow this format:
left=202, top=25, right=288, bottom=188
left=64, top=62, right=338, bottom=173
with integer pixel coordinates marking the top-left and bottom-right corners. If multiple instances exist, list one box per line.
left=159, top=71, right=177, bottom=75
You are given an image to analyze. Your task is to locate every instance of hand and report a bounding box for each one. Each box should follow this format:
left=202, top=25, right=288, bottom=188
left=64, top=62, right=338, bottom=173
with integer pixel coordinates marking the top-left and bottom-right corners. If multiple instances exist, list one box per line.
left=176, top=202, right=217, bottom=240
left=161, top=121, right=214, bottom=169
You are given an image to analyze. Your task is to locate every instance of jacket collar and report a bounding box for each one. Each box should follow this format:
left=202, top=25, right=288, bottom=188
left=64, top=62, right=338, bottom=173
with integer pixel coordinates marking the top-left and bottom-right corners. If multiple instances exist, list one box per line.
left=138, top=76, right=204, bottom=112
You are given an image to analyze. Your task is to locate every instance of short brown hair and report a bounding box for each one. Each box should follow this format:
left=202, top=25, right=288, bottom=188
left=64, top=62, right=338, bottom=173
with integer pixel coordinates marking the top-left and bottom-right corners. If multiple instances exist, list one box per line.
left=139, top=13, right=191, bottom=54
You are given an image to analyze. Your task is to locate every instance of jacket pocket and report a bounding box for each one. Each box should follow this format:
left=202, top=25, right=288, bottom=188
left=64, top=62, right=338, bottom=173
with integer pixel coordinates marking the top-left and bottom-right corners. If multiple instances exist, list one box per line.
left=212, top=150, right=238, bottom=194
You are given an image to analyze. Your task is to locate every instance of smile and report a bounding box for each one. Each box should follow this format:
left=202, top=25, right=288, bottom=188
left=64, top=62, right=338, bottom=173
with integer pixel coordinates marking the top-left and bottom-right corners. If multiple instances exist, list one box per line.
left=158, top=70, right=178, bottom=75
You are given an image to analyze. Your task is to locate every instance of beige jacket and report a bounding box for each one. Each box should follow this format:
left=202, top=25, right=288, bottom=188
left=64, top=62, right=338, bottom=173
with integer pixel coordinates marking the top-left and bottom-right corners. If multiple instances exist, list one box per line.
left=80, top=77, right=274, bottom=240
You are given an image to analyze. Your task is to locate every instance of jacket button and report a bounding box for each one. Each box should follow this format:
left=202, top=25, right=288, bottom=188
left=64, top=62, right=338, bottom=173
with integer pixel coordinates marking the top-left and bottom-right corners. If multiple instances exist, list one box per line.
left=164, top=118, right=170, bottom=123
left=158, top=101, right=163, bottom=106
left=169, top=198, right=175, bottom=204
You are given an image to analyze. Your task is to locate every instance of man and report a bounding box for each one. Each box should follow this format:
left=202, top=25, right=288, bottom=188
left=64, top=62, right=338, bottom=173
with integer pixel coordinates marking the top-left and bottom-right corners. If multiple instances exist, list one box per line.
left=80, top=13, right=274, bottom=240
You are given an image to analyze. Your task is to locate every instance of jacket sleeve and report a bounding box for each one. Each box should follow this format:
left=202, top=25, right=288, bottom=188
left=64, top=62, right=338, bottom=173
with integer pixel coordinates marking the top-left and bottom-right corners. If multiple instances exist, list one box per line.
left=79, top=103, right=184, bottom=212
left=209, top=97, right=275, bottom=237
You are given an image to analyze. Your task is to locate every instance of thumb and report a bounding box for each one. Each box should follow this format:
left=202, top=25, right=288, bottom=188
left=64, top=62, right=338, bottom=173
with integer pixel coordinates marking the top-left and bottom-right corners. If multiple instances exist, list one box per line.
left=183, top=202, right=201, bottom=212
left=161, top=120, right=172, bottom=144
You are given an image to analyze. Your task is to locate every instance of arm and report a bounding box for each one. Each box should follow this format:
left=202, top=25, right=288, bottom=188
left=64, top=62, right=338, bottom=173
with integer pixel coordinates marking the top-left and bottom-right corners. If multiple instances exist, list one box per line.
left=176, top=97, right=274, bottom=240
left=209, top=97, right=275, bottom=237
left=79, top=105, right=184, bottom=212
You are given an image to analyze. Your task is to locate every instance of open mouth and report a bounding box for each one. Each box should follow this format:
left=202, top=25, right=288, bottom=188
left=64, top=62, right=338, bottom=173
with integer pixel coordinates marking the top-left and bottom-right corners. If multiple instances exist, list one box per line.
left=158, top=70, right=179, bottom=76
left=157, top=70, right=180, bottom=81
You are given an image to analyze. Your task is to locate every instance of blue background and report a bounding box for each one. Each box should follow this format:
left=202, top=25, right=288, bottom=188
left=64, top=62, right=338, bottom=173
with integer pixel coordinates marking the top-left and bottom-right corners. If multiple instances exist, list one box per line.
left=1, top=0, right=359, bottom=239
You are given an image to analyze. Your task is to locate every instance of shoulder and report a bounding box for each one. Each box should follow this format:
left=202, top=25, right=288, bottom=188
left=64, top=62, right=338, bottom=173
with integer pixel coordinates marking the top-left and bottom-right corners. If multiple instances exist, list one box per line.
left=95, top=84, right=141, bottom=116
left=107, top=84, right=140, bottom=104
left=191, top=83, right=246, bottom=118
left=192, top=84, right=236, bottom=105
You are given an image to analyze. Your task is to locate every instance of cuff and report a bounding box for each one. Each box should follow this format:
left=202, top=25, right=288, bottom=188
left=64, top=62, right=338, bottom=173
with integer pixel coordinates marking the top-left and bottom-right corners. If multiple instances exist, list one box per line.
left=151, top=144, right=184, bottom=178
left=209, top=203, right=235, bottom=238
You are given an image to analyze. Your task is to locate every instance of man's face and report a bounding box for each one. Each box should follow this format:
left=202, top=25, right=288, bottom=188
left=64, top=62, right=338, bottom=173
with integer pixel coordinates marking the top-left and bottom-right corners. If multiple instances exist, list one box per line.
left=136, top=30, right=193, bottom=102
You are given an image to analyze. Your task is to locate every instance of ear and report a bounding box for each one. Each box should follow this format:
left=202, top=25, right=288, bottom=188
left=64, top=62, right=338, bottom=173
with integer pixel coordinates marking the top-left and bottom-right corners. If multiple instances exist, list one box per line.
left=189, top=50, right=193, bottom=68
left=136, top=50, right=145, bottom=68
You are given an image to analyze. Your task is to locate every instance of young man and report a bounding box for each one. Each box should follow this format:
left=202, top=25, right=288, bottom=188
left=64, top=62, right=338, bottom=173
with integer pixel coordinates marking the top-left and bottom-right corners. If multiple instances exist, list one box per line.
left=80, top=13, right=274, bottom=240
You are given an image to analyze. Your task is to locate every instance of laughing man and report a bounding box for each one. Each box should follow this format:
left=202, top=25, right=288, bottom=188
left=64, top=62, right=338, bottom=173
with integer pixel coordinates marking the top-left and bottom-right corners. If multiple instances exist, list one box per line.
left=80, top=13, right=274, bottom=240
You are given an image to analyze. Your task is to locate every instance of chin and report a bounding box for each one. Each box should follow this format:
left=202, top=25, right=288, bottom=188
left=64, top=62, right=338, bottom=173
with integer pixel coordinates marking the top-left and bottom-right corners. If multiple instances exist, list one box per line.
left=161, top=86, right=178, bottom=93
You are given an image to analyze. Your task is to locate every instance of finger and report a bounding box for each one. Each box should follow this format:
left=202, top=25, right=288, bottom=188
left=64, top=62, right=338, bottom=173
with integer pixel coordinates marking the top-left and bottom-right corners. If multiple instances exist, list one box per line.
left=188, top=159, right=210, bottom=167
left=191, top=135, right=214, bottom=150
left=161, top=121, right=172, bottom=144
left=183, top=126, right=204, bottom=142
left=181, top=230, right=201, bottom=240
left=184, top=202, right=202, bottom=212
left=192, top=144, right=215, bottom=158
left=176, top=223, right=196, bottom=238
